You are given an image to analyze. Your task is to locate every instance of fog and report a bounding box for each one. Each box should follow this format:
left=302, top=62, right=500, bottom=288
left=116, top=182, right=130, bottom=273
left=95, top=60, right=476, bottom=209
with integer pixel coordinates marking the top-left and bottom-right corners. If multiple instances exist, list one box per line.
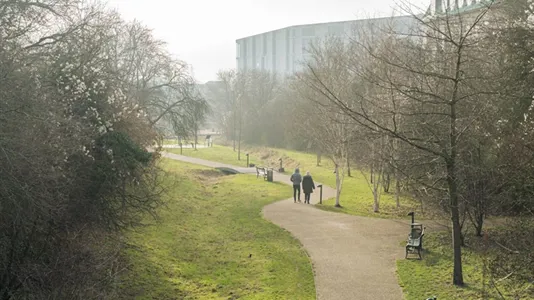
left=106, top=0, right=429, bottom=83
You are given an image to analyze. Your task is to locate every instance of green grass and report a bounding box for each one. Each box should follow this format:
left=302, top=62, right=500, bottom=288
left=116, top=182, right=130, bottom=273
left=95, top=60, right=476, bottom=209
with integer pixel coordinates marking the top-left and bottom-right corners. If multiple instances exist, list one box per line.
left=118, top=159, right=315, bottom=299
left=167, top=145, right=423, bottom=219
left=162, top=139, right=180, bottom=145
left=397, top=231, right=532, bottom=300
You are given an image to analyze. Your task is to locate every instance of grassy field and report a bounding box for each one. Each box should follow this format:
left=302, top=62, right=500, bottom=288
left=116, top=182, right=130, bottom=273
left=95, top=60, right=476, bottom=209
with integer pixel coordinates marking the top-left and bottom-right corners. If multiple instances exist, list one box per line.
left=118, top=159, right=315, bottom=299
left=166, top=144, right=424, bottom=219
left=397, top=230, right=532, bottom=300
left=163, top=143, right=531, bottom=299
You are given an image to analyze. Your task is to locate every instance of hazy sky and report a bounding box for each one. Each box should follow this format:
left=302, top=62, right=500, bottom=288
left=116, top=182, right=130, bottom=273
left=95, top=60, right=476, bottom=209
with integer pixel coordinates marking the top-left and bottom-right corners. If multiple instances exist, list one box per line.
left=106, top=0, right=429, bottom=83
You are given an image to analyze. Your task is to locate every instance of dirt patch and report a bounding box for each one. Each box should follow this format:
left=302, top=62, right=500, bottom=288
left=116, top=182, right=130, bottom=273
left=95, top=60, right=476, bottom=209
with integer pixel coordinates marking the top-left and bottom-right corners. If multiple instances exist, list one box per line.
left=191, top=169, right=228, bottom=183
left=259, top=149, right=278, bottom=160
left=252, top=147, right=300, bottom=170
left=194, top=169, right=224, bottom=178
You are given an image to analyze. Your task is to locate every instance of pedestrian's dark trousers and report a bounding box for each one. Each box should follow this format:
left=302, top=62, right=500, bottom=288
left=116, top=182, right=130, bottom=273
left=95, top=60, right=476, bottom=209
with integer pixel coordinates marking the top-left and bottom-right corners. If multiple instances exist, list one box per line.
left=293, top=185, right=301, bottom=201
left=304, top=193, right=311, bottom=203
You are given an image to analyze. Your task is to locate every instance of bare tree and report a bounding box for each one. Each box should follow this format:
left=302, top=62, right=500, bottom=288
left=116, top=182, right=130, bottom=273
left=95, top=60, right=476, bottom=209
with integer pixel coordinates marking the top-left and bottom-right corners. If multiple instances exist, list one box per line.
left=214, top=69, right=280, bottom=151
left=291, top=37, right=364, bottom=207
left=110, top=21, right=207, bottom=137
left=216, top=69, right=239, bottom=149
left=298, top=3, right=502, bottom=285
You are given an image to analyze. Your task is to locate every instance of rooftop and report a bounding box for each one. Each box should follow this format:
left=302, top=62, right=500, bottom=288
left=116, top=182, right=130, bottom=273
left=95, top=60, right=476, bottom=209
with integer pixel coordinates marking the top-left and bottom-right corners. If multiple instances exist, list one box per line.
left=236, top=15, right=415, bottom=42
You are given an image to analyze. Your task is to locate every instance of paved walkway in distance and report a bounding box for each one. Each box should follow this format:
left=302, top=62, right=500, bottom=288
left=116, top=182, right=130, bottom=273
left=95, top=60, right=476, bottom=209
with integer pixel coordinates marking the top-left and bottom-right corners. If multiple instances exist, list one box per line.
left=162, top=152, right=255, bottom=174
left=162, top=152, right=416, bottom=300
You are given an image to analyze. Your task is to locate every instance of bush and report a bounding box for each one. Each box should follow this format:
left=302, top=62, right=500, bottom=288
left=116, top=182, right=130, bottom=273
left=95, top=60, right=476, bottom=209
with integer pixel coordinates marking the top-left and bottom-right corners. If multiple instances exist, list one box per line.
left=0, top=1, right=174, bottom=298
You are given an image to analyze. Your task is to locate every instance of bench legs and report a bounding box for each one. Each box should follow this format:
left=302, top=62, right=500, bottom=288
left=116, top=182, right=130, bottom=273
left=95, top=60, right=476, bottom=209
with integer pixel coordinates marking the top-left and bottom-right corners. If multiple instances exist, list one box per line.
left=405, top=246, right=423, bottom=260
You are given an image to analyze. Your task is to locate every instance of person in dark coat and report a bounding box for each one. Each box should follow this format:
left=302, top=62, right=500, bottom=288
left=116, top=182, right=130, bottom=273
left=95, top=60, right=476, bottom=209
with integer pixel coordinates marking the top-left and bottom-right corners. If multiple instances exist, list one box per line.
left=301, top=171, right=315, bottom=204
left=290, top=168, right=302, bottom=203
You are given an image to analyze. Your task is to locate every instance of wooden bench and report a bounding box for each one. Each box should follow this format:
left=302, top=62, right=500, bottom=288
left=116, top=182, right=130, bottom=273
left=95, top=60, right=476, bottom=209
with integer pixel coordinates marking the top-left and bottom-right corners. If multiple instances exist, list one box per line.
left=405, top=226, right=425, bottom=259
left=256, top=166, right=268, bottom=180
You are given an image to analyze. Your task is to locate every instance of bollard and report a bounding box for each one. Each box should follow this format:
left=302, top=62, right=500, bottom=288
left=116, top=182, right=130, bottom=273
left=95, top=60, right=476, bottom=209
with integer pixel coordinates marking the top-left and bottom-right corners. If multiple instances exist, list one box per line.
left=267, top=169, right=273, bottom=182
left=317, top=184, right=323, bottom=204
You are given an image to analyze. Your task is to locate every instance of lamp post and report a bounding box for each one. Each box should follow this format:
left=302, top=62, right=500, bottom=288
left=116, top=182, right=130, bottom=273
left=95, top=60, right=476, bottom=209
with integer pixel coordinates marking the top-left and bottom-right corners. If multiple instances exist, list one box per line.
left=408, top=211, right=415, bottom=227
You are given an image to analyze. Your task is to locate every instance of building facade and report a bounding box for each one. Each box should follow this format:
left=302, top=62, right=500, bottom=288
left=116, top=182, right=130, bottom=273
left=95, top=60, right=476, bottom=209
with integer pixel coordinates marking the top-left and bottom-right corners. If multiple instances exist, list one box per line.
left=235, top=16, right=417, bottom=76
left=429, top=0, right=494, bottom=15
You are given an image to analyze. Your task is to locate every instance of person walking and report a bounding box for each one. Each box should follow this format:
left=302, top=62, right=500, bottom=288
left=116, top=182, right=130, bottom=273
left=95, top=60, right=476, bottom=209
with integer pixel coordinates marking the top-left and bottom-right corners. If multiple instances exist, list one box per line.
left=290, top=168, right=302, bottom=203
left=302, top=171, right=315, bottom=204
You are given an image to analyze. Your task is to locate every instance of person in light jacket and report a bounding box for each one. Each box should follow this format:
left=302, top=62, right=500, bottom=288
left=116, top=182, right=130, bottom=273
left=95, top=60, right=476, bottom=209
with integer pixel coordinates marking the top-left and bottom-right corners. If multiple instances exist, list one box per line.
left=301, top=171, right=315, bottom=204
left=290, top=168, right=302, bottom=203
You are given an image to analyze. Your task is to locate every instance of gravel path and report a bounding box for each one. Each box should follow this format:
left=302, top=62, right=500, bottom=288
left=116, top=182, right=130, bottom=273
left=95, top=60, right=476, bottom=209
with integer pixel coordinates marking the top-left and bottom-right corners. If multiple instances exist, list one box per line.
left=162, top=152, right=415, bottom=300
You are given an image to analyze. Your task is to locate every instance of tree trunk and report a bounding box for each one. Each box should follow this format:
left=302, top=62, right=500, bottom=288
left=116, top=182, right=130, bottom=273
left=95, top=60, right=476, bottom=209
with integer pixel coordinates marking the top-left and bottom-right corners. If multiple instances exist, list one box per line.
left=395, top=171, right=400, bottom=209
left=449, top=178, right=464, bottom=286
left=372, top=167, right=381, bottom=212
left=383, top=171, right=390, bottom=193
left=238, top=125, right=241, bottom=160
left=373, top=185, right=379, bottom=212
left=237, top=95, right=242, bottom=160
left=474, top=212, right=484, bottom=237
left=335, top=164, right=341, bottom=207
left=194, top=126, right=198, bottom=150
left=448, top=96, right=464, bottom=285
left=233, top=111, right=236, bottom=152
left=347, top=158, right=351, bottom=177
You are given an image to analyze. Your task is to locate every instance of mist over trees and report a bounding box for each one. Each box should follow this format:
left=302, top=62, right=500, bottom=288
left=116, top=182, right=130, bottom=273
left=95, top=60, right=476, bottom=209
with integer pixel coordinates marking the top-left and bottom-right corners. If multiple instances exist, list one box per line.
left=208, top=0, right=534, bottom=292
left=0, top=0, right=207, bottom=298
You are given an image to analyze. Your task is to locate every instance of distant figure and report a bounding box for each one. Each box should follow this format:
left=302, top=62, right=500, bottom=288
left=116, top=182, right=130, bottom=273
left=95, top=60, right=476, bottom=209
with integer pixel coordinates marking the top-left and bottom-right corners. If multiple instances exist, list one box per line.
left=302, top=171, right=315, bottom=204
left=205, top=134, right=212, bottom=147
left=290, top=168, right=302, bottom=203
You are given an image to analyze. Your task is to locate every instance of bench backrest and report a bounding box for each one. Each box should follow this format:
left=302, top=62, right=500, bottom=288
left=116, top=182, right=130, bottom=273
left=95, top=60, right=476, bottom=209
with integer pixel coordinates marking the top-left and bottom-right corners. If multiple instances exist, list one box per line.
left=410, top=228, right=422, bottom=239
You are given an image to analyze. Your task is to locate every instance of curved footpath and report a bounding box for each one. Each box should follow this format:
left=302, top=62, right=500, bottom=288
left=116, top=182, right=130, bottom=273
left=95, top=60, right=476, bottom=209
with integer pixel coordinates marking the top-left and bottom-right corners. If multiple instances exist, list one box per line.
left=162, top=152, right=419, bottom=299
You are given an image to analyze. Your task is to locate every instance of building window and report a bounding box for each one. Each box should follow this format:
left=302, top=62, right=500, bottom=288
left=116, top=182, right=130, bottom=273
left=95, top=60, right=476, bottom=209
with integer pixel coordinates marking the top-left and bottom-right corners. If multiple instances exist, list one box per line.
left=302, top=26, right=315, bottom=37
left=272, top=32, right=276, bottom=72
left=286, top=29, right=290, bottom=73
left=434, top=0, right=442, bottom=13
left=250, top=38, right=256, bottom=69
left=328, top=24, right=344, bottom=36
left=263, top=34, right=267, bottom=55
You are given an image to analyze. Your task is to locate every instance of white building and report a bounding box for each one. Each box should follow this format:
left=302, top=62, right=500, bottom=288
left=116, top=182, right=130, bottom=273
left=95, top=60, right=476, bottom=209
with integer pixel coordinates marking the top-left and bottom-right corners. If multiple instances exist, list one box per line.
left=235, top=15, right=417, bottom=76
left=429, top=0, right=493, bottom=15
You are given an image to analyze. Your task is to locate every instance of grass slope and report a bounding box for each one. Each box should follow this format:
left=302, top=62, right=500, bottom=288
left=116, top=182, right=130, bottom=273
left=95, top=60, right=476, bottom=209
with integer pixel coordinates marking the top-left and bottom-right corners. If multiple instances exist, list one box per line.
left=119, top=159, right=315, bottom=299
left=167, top=145, right=422, bottom=219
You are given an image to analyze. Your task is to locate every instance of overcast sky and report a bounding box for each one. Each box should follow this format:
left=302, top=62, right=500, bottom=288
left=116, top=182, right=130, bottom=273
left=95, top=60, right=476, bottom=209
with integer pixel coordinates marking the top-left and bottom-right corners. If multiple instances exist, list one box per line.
left=105, top=0, right=429, bottom=83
